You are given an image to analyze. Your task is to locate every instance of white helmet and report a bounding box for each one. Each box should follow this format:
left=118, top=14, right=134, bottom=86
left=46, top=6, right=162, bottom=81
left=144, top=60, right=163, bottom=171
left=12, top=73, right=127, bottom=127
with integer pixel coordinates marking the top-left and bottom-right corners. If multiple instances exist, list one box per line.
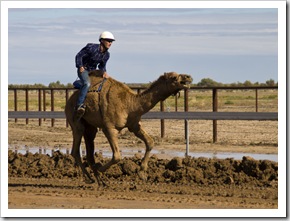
left=99, top=31, right=115, bottom=41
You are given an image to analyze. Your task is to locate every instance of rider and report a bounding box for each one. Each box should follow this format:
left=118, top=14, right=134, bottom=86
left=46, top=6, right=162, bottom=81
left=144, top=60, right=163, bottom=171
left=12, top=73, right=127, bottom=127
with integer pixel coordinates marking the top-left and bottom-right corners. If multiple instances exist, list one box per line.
left=75, top=31, right=115, bottom=118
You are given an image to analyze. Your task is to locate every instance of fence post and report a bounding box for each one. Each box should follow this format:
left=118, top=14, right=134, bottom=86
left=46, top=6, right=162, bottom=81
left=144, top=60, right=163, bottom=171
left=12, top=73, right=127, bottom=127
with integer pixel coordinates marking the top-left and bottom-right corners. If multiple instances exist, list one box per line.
left=38, top=89, right=42, bottom=126
left=175, top=94, right=178, bottom=112
left=14, top=89, right=18, bottom=123
left=51, top=89, right=55, bottom=127
left=43, top=89, right=46, bottom=121
left=184, top=89, right=189, bottom=140
left=212, top=88, right=218, bottom=143
left=255, top=89, right=258, bottom=112
left=185, top=119, right=189, bottom=157
left=25, top=89, right=29, bottom=124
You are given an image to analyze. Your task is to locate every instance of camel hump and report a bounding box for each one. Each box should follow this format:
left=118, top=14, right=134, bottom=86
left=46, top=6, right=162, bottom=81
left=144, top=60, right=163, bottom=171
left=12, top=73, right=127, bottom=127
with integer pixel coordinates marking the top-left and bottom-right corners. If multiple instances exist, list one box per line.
left=88, top=69, right=135, bottom=94
left=89, top=70, right=105, bottom=78
left=72, top=70, right=105, bottom=89
left=88, top=70, right=107, bottom=91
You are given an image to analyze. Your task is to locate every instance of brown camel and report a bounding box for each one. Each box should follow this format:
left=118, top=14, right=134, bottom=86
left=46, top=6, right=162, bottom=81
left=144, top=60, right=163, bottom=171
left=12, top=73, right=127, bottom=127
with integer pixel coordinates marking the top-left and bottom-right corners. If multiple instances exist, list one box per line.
left=65, top=70, right=192, bottom=185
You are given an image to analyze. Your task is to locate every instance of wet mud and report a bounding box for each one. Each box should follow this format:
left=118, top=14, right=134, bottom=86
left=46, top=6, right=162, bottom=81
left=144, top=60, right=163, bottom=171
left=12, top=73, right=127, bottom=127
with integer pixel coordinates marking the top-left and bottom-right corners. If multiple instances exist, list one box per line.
left=8, top=150, right=278, bottom=209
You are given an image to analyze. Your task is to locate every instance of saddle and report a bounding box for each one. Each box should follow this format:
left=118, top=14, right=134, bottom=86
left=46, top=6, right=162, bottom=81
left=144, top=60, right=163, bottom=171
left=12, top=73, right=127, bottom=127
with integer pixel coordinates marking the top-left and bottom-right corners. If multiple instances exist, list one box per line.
left=73, top=70, right=107, bottom=92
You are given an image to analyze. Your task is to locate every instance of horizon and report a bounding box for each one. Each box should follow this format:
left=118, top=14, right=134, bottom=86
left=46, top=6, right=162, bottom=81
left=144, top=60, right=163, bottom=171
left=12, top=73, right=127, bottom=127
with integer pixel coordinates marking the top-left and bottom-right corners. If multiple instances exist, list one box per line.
left=7, top=76, right=278, bottom=87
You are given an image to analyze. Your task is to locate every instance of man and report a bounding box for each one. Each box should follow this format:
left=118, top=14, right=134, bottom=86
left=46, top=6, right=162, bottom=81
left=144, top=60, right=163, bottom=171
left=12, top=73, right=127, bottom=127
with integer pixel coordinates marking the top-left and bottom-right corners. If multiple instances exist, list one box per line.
left=75, top=31, right=115, bottom=118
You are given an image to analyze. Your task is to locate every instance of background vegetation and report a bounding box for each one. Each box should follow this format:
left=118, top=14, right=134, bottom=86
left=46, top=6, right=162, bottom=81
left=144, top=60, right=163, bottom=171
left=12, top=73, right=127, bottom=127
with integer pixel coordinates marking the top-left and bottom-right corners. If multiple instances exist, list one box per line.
left=8, top=78, right=278, bottom=88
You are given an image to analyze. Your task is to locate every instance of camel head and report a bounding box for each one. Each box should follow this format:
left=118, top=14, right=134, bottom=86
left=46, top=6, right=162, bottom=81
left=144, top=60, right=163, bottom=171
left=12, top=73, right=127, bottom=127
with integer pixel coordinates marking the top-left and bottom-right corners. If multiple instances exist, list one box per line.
left=161, top=72, right=193, bottom=95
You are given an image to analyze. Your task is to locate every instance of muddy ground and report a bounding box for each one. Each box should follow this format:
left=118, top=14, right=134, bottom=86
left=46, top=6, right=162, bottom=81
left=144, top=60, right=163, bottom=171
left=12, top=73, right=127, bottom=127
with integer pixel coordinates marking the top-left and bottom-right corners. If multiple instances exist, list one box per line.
left=7, top=120, right=279, bottom=213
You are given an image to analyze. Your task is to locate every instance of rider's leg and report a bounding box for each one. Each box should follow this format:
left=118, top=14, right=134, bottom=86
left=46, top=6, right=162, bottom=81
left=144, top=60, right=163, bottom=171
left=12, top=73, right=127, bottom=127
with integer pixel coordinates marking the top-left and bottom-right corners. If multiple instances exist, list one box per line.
left=76, top=69, right=90, bottom=116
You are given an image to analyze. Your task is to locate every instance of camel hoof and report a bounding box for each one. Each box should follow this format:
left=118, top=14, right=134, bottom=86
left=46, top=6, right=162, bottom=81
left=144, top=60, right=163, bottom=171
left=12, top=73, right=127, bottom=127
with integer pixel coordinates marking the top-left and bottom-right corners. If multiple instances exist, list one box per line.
left=138, top=170, right=148, bottom=181
left=92, top=166, right=109, bottom=187
left=96, top=173, right=109, bottom=187
left=98, top=180, right=109, bottom=188
left=94, top=162, right=103, bottom=170
left=94, top=162, right=107, bottom=173
left=84, top=178, right=95, bottom=184
left=140, top=163, right=148, bottom=172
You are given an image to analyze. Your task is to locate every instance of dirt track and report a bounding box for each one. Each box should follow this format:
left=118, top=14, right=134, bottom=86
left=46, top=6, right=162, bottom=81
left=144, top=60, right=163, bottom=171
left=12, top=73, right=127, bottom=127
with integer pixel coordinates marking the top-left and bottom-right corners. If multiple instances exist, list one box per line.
left=7, top=121, right=278, bottom=211
left=8, top=150, right=278, bottom=209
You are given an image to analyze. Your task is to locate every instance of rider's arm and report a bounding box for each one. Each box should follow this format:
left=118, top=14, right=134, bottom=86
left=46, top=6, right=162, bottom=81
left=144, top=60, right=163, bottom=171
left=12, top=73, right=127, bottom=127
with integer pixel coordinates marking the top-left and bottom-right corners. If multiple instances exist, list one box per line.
left=98, top=52, right=110, bottom=72
left=75, top=43, right=93, bottom=69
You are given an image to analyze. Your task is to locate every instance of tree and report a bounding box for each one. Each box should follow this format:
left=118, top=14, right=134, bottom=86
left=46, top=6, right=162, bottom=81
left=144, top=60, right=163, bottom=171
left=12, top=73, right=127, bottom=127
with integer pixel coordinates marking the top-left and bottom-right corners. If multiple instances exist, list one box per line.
left=197, top=78, right=220, bottom=87
left=265, top=79, right=275, bottom=86
left=243, top=80, right=253, bottom=87
left=48, top=80, right=65, bottom=88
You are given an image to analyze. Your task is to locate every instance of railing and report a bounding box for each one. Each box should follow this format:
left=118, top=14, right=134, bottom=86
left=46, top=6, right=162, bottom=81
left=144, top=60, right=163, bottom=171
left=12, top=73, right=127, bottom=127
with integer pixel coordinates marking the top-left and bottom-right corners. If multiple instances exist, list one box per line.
left=8, top=86, right=278, bottom=144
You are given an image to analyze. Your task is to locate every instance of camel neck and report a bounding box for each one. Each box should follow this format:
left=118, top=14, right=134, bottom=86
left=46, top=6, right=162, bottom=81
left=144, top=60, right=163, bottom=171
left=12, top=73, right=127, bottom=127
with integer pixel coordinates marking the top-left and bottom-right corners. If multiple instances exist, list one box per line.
left=136, top=83, right=173, bottom=114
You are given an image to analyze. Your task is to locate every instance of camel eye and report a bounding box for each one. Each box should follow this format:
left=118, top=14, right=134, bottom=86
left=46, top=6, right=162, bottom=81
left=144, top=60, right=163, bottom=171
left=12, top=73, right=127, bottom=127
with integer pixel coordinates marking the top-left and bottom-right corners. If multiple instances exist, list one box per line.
left=169, top=75, right=178, bottom=81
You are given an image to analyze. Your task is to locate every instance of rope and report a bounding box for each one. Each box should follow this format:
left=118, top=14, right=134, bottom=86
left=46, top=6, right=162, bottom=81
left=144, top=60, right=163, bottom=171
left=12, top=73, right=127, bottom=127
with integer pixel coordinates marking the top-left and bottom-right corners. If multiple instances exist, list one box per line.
left=88, top=78, right=107, bottom=93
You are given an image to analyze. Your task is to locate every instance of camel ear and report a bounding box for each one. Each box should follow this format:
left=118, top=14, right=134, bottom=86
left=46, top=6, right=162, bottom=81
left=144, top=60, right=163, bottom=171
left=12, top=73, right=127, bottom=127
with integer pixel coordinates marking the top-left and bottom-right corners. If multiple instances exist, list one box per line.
left=160, top=72, right=168, bottom=80
left=163, top=72, right=169, bottom=78
left=163, top=72, right=178, bottom=80
left=169, top=73, right=179, bottom=81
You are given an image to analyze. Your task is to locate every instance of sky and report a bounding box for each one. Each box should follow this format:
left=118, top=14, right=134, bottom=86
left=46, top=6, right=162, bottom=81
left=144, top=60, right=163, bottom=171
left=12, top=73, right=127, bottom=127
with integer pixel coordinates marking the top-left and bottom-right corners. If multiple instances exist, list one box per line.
left=5, top=2, right=280, bottom=85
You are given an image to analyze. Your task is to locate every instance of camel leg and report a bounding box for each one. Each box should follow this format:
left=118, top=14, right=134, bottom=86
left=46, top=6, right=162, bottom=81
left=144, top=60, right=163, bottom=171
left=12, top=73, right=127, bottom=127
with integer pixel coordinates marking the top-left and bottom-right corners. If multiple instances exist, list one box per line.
left=83, top=123, right=97, bottom=170
left=71, top=123, right=95, bottom=183
left=131, top=123, right=154, bottom=171
left=83, top=134, right=96, bottom=166
left=83, top=123, right=108, bottom=186
left=97, top=128, right=121, bottom=173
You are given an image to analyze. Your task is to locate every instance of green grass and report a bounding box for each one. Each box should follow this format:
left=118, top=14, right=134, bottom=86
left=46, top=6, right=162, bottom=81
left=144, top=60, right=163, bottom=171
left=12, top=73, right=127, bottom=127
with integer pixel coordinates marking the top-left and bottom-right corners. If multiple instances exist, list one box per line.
left=224, top=100, right=234, bottom=105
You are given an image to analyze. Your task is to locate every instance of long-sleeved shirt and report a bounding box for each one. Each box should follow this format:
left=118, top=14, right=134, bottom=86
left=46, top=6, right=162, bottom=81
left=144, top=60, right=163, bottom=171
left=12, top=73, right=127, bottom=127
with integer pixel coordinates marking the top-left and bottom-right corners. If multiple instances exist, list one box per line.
left=75, top=43, right=110, bottom=71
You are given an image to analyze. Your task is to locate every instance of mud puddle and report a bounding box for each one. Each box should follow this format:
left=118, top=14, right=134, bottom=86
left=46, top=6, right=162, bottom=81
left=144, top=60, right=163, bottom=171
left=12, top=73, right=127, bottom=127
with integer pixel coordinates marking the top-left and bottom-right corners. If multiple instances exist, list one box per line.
left=8, top=145, right=278, bottom=162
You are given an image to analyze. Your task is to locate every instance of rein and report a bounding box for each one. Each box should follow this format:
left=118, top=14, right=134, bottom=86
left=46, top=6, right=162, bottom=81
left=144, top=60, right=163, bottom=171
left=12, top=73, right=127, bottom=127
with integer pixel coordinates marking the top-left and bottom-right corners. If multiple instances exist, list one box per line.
left=88, top=78, right=107, bottom=93
left=86, top=78, right=108, bottom=120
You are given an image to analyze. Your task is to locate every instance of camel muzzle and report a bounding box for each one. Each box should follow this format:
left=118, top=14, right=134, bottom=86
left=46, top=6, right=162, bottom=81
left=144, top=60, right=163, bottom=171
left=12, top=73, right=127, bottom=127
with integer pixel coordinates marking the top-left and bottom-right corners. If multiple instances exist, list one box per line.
left=179, top=75, right=193, bottom=88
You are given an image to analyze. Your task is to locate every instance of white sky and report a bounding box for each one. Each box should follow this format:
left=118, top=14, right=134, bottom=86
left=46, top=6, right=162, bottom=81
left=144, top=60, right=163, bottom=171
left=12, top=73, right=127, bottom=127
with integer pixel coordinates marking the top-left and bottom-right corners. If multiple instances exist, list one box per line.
left=5, top=2, right=280, bottom=85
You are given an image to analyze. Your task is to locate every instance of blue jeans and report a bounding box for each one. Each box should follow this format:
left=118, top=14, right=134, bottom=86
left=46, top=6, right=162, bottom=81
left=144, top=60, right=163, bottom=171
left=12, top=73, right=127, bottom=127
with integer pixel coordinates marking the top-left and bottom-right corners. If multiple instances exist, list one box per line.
left=76, top=69, right=90, bottom=107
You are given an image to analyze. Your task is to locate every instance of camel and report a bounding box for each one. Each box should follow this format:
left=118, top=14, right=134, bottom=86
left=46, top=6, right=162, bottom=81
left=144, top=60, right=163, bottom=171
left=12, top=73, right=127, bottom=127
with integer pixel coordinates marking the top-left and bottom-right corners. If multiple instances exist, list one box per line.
left=65, top=70, right=192, bottom=185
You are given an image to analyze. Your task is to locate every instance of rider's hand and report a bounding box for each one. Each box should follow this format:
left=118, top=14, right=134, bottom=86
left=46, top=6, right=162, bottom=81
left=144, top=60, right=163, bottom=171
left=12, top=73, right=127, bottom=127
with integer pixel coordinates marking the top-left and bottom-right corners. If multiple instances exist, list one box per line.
left=79, top=67, right=85, bottom=73
left=103, top=72, right=110, bottom=79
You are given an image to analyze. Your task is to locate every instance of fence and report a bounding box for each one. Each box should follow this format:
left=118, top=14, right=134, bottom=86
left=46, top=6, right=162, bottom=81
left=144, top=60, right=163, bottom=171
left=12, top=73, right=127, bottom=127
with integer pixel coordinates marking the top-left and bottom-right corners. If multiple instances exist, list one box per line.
left=8, top=86, right=278, bottom=144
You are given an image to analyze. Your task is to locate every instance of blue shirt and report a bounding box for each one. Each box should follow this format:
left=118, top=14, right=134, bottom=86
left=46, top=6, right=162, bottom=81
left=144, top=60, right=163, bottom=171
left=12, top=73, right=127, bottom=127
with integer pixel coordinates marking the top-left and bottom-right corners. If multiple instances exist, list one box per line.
left=75, top=43, right=110, bottom=71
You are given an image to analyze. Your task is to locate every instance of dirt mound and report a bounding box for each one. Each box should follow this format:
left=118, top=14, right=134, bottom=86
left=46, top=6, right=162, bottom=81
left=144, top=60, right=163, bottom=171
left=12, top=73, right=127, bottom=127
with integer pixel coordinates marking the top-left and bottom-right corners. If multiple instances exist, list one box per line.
left=8, top=150, right=278, bottom=187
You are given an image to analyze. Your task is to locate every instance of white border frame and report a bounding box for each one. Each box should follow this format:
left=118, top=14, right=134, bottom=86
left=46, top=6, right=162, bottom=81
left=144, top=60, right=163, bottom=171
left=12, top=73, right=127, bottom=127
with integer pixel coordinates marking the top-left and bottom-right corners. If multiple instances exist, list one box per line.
left=1, top=1, right=286, bottom=218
